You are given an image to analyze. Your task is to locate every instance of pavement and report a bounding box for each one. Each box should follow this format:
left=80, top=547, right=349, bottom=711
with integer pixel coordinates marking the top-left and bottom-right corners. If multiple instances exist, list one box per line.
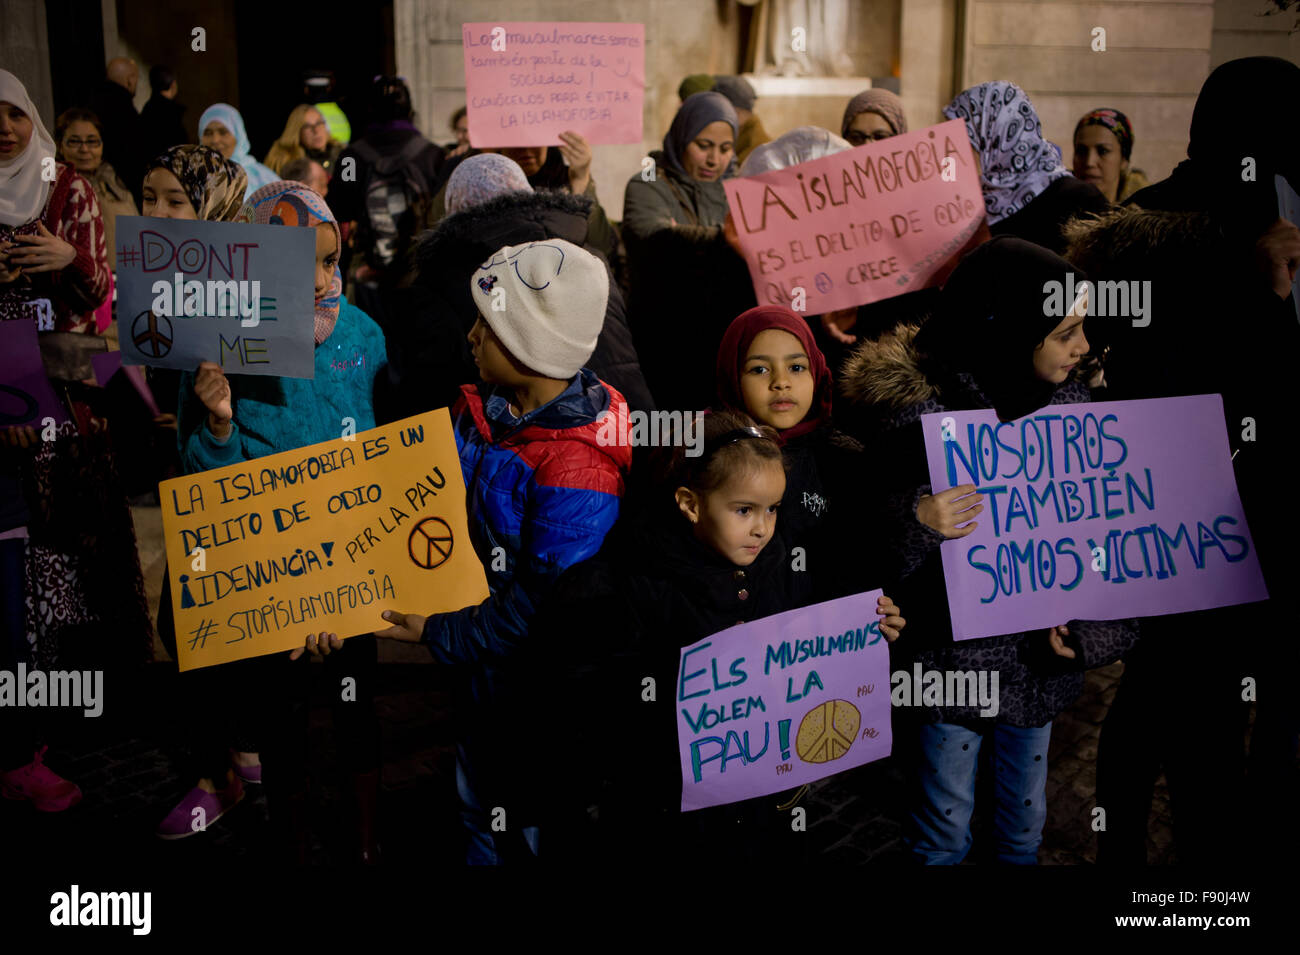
left=2, top=506, right=1175, bottom=865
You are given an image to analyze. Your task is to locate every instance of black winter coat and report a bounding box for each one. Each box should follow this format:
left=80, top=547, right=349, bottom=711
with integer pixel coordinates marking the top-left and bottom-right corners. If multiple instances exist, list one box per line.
left=374, top=189, right=655, bottom=423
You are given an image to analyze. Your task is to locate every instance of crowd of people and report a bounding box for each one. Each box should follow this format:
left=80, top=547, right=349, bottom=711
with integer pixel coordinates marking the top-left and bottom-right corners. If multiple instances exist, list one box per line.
left=0, top=51, right=1297, bottom=868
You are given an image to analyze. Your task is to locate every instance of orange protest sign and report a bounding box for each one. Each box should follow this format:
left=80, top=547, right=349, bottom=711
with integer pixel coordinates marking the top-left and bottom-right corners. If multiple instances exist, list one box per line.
left=159, top=409, right=489, bottom=670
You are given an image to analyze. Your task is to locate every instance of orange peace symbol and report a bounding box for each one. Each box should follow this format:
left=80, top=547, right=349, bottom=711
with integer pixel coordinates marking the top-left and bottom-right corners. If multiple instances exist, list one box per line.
left=408, top=516, right=454, bottom=569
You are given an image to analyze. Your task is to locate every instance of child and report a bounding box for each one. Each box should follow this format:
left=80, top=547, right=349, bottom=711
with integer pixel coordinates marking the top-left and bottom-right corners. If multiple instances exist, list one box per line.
left=715, top=304, right=877, bottom=602
left=306, top=238, right=633, bottom=865
left=533, top=408, right=904, bottom=863
left=839, top=236, right=1139, bottom=864
left=167, top=180, right=387, bottom=862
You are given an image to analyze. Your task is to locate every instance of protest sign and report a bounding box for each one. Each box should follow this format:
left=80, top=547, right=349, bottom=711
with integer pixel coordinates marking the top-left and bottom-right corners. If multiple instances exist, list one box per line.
left=114, top=216, right=316, bottom=379
left=462, top=21, right=644, bottom=147
left=921, top=396, right=1268, bottom=641
left=159, top=409, right=489, bottom=670
left=0, top=321, right=69, bottom=427
left=1276, top=174, right=1300, bottom=323
left=724, top=119, right=989, bottom=315
left=676, top=590, right=892, bottom=812
left=92, top=350, right=161, bottom=417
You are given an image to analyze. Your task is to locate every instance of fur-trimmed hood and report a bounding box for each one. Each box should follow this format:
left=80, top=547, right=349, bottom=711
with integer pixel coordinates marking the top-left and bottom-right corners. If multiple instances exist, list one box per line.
left=1063, top=204, right=1225, bottom=278
left=839, top=323, right=939, bottom=415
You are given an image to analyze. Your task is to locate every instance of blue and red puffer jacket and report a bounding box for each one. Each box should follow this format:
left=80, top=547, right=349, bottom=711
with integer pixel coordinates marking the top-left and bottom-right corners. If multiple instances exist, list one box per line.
left=420, top=368, right=632, bottom=685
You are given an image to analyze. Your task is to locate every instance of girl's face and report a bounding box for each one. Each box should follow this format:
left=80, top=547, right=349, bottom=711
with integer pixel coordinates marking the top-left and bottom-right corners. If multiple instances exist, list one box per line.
left=1033, top=291, right=1090, bottom=383
left=497, top=147, right=545, bottom=176
left=454, top=114, right=469, bottom=147
left=59, top=119, right=103, bottom=174
left=314, top=224, right=338, bottom=300
left=845, top=111, right=894, bottom=147
left=1072, top=126, right=1128, bottom=203
left=202, top=120, right=237, bottom=159
left=682, top=121, right=734, bottom=181
left=0, top=102, right=34, bottom=162
left=676, top=459, right=786, bottom=567
left=141, top=167, right=197, bottom=219
left=299, top=109, right=329, bottom=152
left=740, top=327, right=816, bottom=431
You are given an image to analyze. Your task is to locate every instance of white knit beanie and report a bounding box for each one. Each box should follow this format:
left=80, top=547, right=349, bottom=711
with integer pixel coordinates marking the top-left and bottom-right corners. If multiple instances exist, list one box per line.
left=470, top=238, right=609, bottom=379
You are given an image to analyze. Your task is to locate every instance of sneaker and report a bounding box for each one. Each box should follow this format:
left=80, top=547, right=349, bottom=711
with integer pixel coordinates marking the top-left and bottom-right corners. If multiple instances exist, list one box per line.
left=0, top=746, right=83, bottom=812
left=230, top=751, right=262, bottom=785
left=156, top=776, right=244, bottom=840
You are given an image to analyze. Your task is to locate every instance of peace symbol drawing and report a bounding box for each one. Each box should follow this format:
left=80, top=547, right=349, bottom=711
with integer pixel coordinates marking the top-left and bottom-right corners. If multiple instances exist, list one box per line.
left=131, top=310, right=174, bottom=359
left=407, top=516, right=454, bottom=569
left=0, top=384, right=38, bottom=426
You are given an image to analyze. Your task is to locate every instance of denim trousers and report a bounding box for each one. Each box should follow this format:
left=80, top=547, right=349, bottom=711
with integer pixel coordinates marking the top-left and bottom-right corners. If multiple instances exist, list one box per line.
left=908, top=720, right=1052, bottom=865
left=455, top=743, right=540, bottom=865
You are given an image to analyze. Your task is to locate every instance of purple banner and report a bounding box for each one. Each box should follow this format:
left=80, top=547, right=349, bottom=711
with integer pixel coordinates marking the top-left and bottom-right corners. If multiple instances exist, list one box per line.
left=676, top=590, right=892, bottom=812
left=921, top=396, right=1268, bottom=641
left=0, top=321, right=69, bottom=427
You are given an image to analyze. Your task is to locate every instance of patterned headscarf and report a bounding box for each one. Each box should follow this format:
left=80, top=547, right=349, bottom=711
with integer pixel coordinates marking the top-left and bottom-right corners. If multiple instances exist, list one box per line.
left=1073, top=108, right=1133, bottom=160
left=662, top=91, right=738, bottom=180
left=237, top=181, right=342, bottom=345
left=841, top=88, right=908, bottom=139
left=445, top=153, right=533, bottom=215
left=943, top=81, right=1069, bottom=225
left=144, top=145, right=248, bottom=222
left=198, top=103, right=279, bottom=193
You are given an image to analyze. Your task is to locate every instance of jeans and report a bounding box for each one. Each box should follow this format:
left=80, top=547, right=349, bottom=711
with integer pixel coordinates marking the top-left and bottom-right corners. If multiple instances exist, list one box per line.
left=455, top=743, right=539, bottom=865
left=909, top=721, right=1052, bottom=865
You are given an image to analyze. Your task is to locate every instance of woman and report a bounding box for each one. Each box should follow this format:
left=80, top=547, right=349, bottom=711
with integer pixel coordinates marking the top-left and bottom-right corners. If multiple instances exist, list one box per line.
left=621, top=91, right=756, bottom=412
left=1071, top=108, right=1147, bottom=204
left=841, top=87, right=908, bottom=146
left=264, top=103, right=343, bottom=178
left=0, top=69, right=150, bottom=813
left=55, top=108, right=137, bottom=273
left=198, top=102, right=277, bottom=194
left=944, top=81, right=1108, bottom=254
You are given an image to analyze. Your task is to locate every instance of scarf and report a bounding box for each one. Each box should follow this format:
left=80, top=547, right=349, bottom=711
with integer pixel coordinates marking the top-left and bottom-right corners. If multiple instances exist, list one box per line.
left=943, top=81, right=1069, bottom=225
left=0, top=69, right=58, bottom=227
left=914, top=236, right=1086, bottom=422
left=198, top=104, right=278, bottom=193
left=662, top=92, right=738, bottom=181
left=841, top=88, right=908, bottom=139
left=716, top=305, right=832, bottom=445
left=237, top=180, right=342, bottom=345
left=446, top=153, right=533, bottom=215
left=145, top=144, right=248, bottom=221
left=1074, top=108, right=1133, bottom=160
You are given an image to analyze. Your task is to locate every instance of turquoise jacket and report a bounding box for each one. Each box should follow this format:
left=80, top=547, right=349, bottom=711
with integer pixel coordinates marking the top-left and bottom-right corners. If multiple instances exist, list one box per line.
left=178, top=297, right=385, bottom=472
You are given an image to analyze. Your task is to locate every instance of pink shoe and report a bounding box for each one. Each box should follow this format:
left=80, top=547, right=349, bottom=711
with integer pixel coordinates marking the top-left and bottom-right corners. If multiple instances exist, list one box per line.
left=0, top=746, right=83, bottom=812
left=156, top=776, right=244, bottom=839
left=230, top=751, right=262, bottom=785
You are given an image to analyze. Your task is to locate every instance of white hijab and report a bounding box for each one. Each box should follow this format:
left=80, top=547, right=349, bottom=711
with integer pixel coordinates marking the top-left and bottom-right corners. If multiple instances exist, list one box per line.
left=0, top=69, right=57, bottom=227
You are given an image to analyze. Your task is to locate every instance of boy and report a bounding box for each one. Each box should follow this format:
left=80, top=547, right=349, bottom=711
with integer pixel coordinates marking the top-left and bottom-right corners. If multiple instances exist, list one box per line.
left=308, top=238, right=631, bottom=863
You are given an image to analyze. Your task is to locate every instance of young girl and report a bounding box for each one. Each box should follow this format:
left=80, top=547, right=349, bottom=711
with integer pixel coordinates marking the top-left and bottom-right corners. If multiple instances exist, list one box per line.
left=536, top=408, right=904, bottom=862
left=715, top=305, right=878, bottom=603
left=839, top=236, right=1139, bottom=864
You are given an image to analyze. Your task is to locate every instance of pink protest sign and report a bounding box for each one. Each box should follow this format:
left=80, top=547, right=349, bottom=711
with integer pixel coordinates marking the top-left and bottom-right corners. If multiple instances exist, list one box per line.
left=462, top=22, right=645, bottom=147
left=676, top=590, right=892, bottom=812
left=920, top=396, right=1268, bottom=641
left=0, top=321, right=69, bottom=427
left=724, top=119, right=988, bottom=314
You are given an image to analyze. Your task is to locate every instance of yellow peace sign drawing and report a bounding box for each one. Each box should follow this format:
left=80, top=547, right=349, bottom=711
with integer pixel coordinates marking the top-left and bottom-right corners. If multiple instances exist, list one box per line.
left=795, top=699, right=860, bottom=764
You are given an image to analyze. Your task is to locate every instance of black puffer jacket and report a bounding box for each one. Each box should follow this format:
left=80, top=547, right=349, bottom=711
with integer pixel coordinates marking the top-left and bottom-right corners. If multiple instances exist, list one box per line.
left=839, top=323, right=1139, bottom=727
left=375, top=189, right=655, bottom=422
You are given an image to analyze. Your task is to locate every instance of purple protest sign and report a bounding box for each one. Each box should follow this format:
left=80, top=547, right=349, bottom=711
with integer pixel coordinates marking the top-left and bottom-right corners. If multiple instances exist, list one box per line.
left=0, top=321, right=69, bottom=427
left=921, top=396, right=1268, bottom=641
left=676, top=590, right=892, bottom=812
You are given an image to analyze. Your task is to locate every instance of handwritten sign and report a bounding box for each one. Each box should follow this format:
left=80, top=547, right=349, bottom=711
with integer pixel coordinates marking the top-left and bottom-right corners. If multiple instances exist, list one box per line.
left=0, top=321, right=69, bottom=427
left=160, top=409, right=490, bottom=670
left=725, top=119, right=988, bottom=315
left=1277, top=175, right=1300, bottom=323
left=114, top=216, right=316, bottom=379
left=676, top=590, right=891, bottom=812
left=921, top=396, right=1268, bottom=641
left=462, top=21, right=645, bottom=147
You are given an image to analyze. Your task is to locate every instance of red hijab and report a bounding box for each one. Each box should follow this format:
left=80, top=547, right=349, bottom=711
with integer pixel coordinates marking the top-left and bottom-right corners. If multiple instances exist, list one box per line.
left=715, top=305, right=833, bottom=445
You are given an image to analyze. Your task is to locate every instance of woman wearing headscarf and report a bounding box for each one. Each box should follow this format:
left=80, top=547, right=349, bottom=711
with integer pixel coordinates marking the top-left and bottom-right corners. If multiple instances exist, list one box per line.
left=944, top=81, right=1108, bottom=255
left=380, top=153, right=654, bottom=423
left=1064, top=57, right=1300, bottom=868
left=621, top=91, right=757, bottom=411
left=1071, top=108, right=1148, bottom=204
left=0, top=70, right=148, bottom=815
left=840, top=237, right=1139, bottom=864
left=198, top=103, right=278, bottom=194
left=841, top=87, right=908, bottom=146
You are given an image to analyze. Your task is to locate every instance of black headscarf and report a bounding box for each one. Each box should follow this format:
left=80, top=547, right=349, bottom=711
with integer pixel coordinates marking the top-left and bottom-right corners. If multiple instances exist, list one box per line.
left=662, top=91, right=738, bottom=180
left=915, top=236, right=1087, bottom=422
